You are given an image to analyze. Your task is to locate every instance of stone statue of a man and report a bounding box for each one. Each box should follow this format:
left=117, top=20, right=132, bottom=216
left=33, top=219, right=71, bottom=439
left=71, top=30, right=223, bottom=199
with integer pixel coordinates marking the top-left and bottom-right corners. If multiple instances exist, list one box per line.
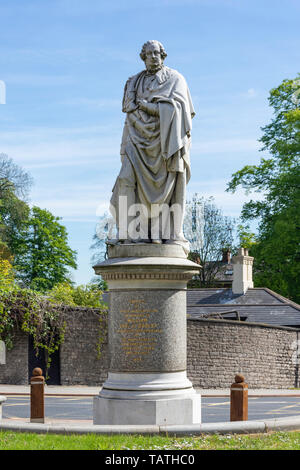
left=110, top=40, right=195, bottom=246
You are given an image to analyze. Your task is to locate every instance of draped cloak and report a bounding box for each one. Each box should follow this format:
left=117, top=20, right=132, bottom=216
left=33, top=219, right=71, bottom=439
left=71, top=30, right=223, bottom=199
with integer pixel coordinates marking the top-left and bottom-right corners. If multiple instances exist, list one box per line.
left=111, top=66, right=195, bottom=213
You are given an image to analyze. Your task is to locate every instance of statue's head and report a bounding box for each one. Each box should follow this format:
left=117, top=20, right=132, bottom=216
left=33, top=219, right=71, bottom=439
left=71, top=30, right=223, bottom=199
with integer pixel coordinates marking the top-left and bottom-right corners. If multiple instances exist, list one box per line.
left=140, top=40, right=167, bottom=73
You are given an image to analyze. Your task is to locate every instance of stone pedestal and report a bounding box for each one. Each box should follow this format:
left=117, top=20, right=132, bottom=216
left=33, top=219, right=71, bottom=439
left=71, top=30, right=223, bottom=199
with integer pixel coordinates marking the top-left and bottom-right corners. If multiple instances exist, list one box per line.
left=93, top=243, right=201, bottom=425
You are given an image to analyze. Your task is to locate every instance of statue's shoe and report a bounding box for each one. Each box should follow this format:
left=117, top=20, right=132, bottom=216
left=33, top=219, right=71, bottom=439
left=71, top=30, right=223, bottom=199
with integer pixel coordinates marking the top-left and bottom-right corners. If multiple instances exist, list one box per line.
left=151, top=239, right=163, bottom=244
left=165, top=238, right=190, bottom=255
left=105, top=239, right=119, bottom=246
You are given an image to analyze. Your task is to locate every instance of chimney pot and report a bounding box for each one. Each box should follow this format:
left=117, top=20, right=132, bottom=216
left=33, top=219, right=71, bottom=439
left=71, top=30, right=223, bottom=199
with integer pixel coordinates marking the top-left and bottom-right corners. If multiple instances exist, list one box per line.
left=232, top=247, right=254, bottom=295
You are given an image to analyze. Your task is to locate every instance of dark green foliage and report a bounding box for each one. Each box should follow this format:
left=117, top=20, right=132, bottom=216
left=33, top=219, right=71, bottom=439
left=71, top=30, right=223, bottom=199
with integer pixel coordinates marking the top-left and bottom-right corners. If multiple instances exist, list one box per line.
left=13, top=207, right=77, bottom=291
left=227, top=76, right=300, bottom=302
left=0, top=155, right=77, bottom=291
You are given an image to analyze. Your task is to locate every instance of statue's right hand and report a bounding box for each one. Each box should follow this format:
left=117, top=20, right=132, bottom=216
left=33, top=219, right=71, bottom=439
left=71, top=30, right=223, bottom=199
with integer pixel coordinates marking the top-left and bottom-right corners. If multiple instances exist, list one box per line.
left=144, top=122, right=159, bottom=132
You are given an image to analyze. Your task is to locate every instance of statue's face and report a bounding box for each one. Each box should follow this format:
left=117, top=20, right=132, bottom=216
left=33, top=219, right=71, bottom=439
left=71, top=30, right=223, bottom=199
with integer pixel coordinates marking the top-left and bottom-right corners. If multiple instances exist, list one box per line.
left=144, top=42, right=163, bottom=73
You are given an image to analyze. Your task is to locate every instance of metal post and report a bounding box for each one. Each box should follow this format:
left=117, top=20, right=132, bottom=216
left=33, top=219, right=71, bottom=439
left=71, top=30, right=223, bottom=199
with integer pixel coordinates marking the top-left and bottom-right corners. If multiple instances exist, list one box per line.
left=30, top=367, right=45, bottom=423
left=230, top=373, right=248, bottom=421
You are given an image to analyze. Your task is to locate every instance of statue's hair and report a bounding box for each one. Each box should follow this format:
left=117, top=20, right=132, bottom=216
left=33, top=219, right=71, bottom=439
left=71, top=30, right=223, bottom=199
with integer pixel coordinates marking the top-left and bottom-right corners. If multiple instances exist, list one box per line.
left=140, top=40, right=167, bottom=62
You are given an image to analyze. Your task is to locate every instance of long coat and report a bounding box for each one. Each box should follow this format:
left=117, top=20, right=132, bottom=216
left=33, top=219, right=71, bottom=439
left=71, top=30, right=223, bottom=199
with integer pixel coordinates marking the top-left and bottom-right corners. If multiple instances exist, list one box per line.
left=111, top=66, right=195, bottom=213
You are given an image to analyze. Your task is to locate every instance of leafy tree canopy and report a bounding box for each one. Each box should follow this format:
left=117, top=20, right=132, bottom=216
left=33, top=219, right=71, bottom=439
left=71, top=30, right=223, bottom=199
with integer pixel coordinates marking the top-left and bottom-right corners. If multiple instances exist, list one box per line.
left=0, top=155, right=78, bottom=291
left=46, top=281, right=107, bottom=308
left=14, top=206, right=77, bottom=291
left=227, top=76, right=300, bottom=302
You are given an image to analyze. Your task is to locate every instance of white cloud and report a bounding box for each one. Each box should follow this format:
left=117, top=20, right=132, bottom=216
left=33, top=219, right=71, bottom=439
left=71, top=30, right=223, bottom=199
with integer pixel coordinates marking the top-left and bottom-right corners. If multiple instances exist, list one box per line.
left=30, top=180, right=112, bottom=221
left=61, top=98, right=120, bottom=109
left=0, top=125, right=122, bottom=167
left=192, top=138, right=260, bottom=154
left=240, top=88, right=258, bottom=99
left=0, top=124, right=112, bottom=139
left=1, top=124, right=259, bottom=172
left=1, top=140, right=119, bottom=169
left=0, top=45, right=136, bottom=67
left=31, top=176, right=261, bottom=222
left=0, top=124, right=262, bottom=221
left=26, top=173, right=246, bottom=222
left=4, top=74, right=75, bottom=86
left=187, top=177, right=262, bottom=218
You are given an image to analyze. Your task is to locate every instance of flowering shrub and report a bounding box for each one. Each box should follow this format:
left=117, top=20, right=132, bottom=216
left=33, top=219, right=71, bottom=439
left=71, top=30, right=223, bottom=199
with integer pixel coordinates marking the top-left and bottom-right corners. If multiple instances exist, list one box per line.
left=0, top=259, right=15, bottom=291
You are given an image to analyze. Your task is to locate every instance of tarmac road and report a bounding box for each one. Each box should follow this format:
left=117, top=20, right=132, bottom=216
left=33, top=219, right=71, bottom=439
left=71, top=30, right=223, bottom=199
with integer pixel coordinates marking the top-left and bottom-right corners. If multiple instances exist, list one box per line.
left=3, top=396, right=300, bottom=424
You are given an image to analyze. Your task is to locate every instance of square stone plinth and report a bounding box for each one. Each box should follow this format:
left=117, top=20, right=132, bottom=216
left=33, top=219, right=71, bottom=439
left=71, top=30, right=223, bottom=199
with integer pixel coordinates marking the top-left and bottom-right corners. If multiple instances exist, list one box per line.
left=93, top=394, right=201, bottom=425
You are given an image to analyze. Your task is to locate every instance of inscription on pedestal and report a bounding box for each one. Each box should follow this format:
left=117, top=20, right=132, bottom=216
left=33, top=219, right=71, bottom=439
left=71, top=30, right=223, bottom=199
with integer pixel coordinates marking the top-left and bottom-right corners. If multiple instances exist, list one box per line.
left=109, top=290, right=186, bottom=372
left=118, top=299, right=161, bottom=364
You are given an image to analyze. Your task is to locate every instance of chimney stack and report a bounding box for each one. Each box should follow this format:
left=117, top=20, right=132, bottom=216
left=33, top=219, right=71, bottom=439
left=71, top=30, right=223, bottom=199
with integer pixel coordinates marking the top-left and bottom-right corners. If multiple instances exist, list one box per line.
left=232, top=248, right=254, bottom=295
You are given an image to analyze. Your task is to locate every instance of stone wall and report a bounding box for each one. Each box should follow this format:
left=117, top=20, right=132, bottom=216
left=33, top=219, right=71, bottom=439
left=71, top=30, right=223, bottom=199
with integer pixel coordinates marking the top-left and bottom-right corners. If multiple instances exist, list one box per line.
left=0, top=308, right=299, bottom=388
left=65, top=314, right=298, bottom=389
left=0, top=329, right=28, bottom=384
left=187, top=319, right=300, bottom=389
left=60, top=307, right=109, bottom=386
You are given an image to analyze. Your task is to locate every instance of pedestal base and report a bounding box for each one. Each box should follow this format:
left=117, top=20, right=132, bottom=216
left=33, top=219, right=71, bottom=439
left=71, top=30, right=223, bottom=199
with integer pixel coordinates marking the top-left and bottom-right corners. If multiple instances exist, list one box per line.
left=93, top=394, right=201, bottom=426
left=93, top=244, right=202, bottom=426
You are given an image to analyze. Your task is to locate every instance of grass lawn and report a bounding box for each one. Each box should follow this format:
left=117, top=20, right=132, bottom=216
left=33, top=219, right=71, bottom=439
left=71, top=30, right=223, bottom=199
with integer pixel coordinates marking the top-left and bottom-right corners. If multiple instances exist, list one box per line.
left=0, top=431, right=299, bottom=450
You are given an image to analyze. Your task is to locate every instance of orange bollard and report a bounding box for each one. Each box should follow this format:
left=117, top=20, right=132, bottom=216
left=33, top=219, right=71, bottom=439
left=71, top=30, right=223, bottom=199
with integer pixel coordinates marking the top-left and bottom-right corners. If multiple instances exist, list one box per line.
left=30, top=367, right=45, bottom=423
left=230, top=373, right=248, bottom=421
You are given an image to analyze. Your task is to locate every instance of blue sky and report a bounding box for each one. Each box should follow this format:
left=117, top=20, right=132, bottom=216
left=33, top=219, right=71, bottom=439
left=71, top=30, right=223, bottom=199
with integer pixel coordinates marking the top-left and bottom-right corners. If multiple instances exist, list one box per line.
left=0, top=0, right=299, bottom=284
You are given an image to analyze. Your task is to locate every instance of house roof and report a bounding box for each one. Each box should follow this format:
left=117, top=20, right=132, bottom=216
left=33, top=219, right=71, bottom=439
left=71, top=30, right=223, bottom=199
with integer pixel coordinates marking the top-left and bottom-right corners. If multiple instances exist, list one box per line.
left=213, top=263, right=234, bottom=282
left=187, top=288, right=300, bottom=327
left=102, top=287, right=300, bottom=328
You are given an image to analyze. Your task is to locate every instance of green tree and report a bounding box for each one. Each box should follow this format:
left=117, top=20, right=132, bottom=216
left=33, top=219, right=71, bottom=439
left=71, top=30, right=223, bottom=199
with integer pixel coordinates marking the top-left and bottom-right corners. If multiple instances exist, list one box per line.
left=47, top=281, right=107, bottom=308
left=236, top=223, right=257, bottom=251
left=0, top=189, right=30, bottom=257
left=15, top=207, right=77, bottom=291
left=227, top=76, right=300, bottom=302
